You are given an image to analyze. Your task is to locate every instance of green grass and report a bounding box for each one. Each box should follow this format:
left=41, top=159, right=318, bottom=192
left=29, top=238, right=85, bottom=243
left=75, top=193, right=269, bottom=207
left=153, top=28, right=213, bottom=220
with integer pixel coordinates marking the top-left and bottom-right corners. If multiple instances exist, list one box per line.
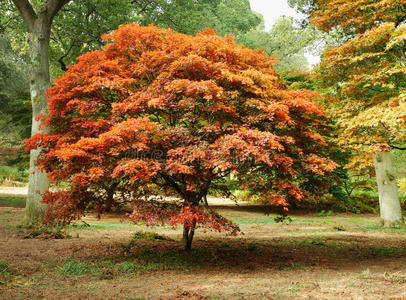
left=0, top=261, right=12, bottom=283
left=0, top=195, right=26, bottom=208
left=121, top=231, right=173, bottom=252
left=345, top=217, right=376, bottom=225
left=120, top=261, right=137, bottom=273
left=361, top=224, right=406, bottom=233
left=68, top=223, right=134, bottom=230
left=235, top=218, right=276, bottom=224
left=234, top=216, right=337, bottom=225
left=369, top=247, right=403, bottom=257
left=99, top=248, right=210, bottom=273
left=60, top=259, right=100, bottom=276
left=0, top=209, right=24, bottom=228
left=0, top=261, right=9, bottom=274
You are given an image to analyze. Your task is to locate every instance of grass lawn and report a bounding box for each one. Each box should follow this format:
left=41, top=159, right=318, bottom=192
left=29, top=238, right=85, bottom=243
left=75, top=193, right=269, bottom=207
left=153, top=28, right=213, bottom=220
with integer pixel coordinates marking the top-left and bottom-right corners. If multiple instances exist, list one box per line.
left=0, top=195, right=26, bottom=208
left=1, top=204, right=406, bottom=299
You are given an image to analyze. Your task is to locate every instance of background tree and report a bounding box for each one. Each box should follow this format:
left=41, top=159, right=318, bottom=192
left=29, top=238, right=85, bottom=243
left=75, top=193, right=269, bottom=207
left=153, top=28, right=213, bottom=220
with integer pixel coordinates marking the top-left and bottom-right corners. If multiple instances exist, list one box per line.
left=0, top=33, right=30, bottom=184
left=134, top=0, right=261, bottom=36
left=288, top=0, right=315, bottom=15
left=9, top=0, right=71, bottom=223
left=237, top=16, right=317, bottom=72
left=311, top=0, right=406, bottom=226
left=27, top=24, right=337, bottom=250
left=3, top=0, right=261, bottom=77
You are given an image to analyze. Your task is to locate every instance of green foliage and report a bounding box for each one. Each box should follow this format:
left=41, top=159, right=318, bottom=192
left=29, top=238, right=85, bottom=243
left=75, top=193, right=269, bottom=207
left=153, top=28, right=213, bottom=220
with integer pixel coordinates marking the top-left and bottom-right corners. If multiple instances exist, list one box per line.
left=49, top=0, right=144, bottom=74
left=318, top=193, right=377, bottom=214
left=1, top=0, right=261, bottom=76
left=136, top=0, right=261, bottom=36
left=283, top=70, right=314, bottom=90
left=392, top=150, right=406, bottom=195
left=0, top=165, right=29, bottom=185
left=237, top=16, right=317, bottom=72
left=288, top=0, right=315, bottom=15
left=0, top=34, right=30, bottom=182
left=399, top=178, right=406, bottom=194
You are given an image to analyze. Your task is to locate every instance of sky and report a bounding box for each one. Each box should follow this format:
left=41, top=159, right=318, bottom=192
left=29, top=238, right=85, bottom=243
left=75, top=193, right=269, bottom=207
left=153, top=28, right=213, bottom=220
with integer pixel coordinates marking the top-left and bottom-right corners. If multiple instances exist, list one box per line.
left=248, top=0, right=320, bottom=66
left=248, top=0, right=304, bottom=31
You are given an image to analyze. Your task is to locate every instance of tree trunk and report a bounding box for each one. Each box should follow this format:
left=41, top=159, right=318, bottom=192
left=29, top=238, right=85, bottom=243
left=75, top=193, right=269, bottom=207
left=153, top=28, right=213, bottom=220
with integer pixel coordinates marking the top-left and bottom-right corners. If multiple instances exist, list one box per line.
left=183, top=222, right=196, bottom=251
left=24, top=14, right=51, bottom=223
left=373, top=151, right=403, bottom=227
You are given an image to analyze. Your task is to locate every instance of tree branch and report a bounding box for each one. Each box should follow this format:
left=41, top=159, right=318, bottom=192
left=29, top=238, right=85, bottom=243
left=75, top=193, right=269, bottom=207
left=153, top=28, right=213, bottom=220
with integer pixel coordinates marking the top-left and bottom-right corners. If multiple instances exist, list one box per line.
left=11, top=0, right=37, bottom=31
left=390, top=144, right=406, bottom=151
left=57, top=40, right=75, bottom=71
left=160, top=172, right=185, bottom=197
left=47, top=0, right=71, bottom=20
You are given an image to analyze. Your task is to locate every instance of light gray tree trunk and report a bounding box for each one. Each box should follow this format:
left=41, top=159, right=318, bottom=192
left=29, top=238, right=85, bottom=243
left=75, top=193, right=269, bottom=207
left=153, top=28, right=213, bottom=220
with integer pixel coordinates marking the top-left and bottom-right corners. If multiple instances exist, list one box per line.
left=373, top=151, right=403, bottom=227
left=24, top=13, right=51, bottom=222
left=12, top=0, right=70, bottom=223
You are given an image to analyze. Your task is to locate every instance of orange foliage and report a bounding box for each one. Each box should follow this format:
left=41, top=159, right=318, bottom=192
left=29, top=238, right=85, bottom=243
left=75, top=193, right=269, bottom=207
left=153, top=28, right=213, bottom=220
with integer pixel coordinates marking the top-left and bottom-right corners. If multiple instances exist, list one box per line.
left=27, top=24, right=337, bottom=228
left=312, top=0, right=406, bottom=158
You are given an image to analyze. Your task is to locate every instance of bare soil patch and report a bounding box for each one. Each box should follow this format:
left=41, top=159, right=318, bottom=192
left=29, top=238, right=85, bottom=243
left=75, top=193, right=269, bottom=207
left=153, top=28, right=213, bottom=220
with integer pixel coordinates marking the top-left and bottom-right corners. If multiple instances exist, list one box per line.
left=1, top=206, right=406, bottom=299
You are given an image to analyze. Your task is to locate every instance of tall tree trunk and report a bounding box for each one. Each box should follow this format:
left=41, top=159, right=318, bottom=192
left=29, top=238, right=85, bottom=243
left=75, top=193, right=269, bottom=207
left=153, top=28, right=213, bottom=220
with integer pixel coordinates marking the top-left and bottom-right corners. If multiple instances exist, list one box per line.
left=24, top=14, right=51, bottom=223
left=12, top=0, right=71, bottom=223
left=183, top=222, right=196, bottom=251
left=373, top=151, right=403, bottom=227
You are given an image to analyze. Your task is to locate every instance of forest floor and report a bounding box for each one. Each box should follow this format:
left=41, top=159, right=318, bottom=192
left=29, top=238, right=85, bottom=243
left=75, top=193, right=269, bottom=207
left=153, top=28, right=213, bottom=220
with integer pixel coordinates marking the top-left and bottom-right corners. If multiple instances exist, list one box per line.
left=1, top=195, right=406, bottom=299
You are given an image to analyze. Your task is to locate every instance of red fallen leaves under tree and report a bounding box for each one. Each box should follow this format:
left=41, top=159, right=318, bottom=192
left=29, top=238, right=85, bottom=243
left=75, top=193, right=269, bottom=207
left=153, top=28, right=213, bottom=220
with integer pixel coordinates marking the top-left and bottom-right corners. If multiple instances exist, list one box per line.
left=27, top=24, right=337, bottom=250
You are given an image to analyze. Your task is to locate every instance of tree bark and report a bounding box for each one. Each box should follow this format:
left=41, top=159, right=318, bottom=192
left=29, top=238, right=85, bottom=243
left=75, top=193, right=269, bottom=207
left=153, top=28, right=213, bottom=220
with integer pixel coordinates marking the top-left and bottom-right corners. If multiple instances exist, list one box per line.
left=373, top=151, right=403, bottom=227
left=12, top=0, right=70, bottom=223
left=183, top=222, right=196, bottom=251
left=24, top=12, right=52, bottom=223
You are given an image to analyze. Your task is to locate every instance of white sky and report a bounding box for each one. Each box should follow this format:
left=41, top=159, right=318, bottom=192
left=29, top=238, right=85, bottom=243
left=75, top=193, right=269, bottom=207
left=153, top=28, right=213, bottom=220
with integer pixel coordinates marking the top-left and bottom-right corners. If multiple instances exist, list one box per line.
left=248, top=0, right=304, bottom=31
left=248, top=0, right=320, bottom=66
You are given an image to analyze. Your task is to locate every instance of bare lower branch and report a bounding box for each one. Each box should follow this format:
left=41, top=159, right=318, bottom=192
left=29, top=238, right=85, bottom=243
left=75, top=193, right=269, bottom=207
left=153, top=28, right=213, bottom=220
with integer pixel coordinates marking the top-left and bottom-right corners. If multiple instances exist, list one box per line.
left=47, top=0, right=72, bottom=20
left=11, top=0, right=37, bottom=31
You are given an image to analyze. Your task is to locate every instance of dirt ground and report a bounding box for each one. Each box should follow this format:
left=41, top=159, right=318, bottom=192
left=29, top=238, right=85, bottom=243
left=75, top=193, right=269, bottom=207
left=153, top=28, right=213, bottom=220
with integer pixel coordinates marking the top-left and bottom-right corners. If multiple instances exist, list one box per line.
left=1, top=205, right=406, bottom=299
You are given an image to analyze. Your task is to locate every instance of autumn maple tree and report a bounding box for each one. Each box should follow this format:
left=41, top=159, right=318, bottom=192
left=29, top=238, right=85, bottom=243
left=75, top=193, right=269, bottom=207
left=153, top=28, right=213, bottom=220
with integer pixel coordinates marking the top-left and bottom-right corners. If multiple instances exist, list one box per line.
left=311, top=0, right=406, bottom=226
left=27, top=24, right=336, bottom=250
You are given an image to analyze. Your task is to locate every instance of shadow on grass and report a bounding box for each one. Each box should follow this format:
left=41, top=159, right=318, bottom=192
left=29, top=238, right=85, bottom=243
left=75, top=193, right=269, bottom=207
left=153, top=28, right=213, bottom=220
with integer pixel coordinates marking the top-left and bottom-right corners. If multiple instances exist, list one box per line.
left=0, top=195, right=26, bottom=208
left=63, top=232, right=406, bottom=277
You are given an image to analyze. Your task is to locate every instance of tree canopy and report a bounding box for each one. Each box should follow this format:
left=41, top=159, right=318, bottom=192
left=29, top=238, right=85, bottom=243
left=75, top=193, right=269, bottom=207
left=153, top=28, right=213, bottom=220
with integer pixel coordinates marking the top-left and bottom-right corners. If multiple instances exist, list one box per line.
left=311, top=0, right=406, bottom=162
left=27, top=24, right=337, bottom=249
left=237, top=16, right=318, bottom=72
left=1, top=0, right=261, bottom=77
